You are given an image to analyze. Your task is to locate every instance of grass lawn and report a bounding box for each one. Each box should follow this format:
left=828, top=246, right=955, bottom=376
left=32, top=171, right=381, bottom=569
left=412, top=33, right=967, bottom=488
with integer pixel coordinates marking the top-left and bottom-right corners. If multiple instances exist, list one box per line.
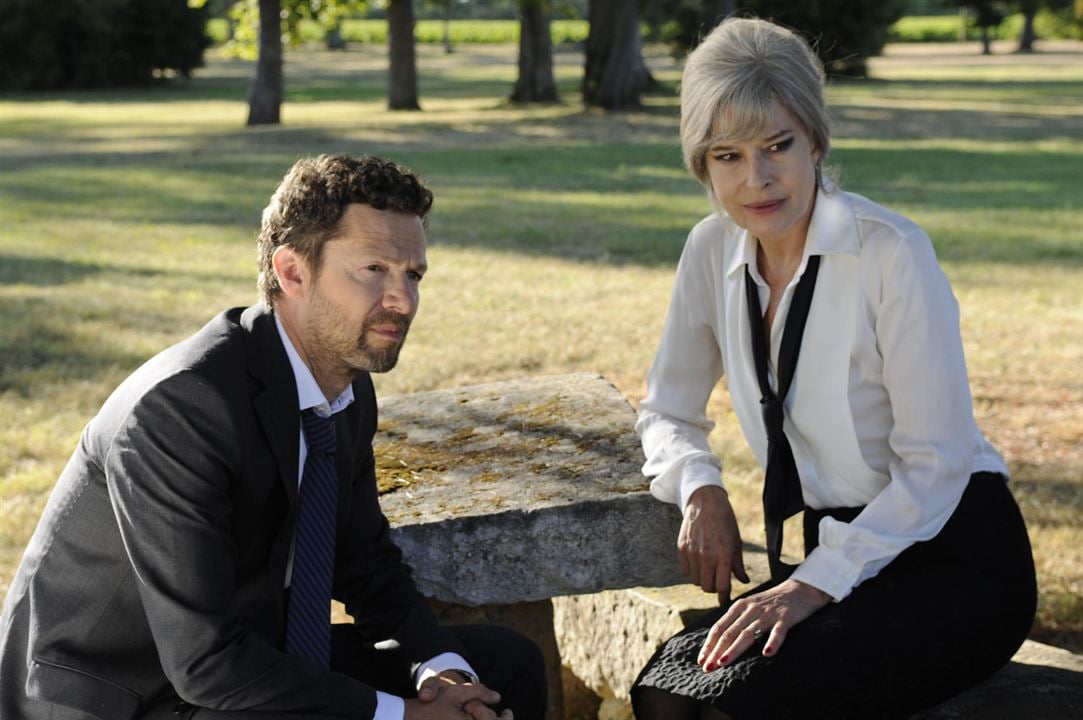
left=1, top=42, right=1081, bottom=651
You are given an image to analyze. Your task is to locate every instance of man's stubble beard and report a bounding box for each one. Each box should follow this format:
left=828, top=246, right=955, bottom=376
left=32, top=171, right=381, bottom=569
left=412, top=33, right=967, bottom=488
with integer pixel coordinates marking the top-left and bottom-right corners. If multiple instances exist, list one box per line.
left=354, top=309, right=411, bottom=373
left=307, top=288, right=413, bottom=381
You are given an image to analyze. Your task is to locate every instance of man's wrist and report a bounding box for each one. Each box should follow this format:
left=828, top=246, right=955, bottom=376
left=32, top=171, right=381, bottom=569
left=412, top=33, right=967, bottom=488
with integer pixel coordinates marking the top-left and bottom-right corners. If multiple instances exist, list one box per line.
left=442, top=668, right=479, bottom=684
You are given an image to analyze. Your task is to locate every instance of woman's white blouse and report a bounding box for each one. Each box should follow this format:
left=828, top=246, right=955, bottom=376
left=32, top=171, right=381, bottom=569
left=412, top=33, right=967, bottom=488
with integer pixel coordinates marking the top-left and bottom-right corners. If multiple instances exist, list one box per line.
left=636, top=187, right=1007, bottom=601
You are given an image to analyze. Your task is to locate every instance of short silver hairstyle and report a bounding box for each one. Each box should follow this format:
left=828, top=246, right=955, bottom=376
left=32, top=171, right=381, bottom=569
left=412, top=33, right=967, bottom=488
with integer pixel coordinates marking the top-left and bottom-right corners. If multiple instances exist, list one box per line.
left=680, top=17, right=831, bottom=188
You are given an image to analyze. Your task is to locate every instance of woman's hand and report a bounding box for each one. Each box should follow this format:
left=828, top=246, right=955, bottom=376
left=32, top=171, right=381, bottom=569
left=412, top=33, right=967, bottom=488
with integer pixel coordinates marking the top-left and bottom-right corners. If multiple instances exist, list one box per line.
left=697, top=579, right=832, bottom=671
left=679, top=485, right=750, bottom=600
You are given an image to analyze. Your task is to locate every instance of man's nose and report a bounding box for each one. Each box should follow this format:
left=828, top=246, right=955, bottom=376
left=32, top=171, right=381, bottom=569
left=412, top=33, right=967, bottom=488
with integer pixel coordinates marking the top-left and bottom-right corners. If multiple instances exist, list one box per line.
left=381, top=274, right=416, bottom=315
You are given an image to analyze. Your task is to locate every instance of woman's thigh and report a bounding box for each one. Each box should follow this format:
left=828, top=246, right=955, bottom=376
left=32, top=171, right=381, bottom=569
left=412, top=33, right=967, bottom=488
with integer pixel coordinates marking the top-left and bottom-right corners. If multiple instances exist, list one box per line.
left=635, top=477, right=1036, bottom=720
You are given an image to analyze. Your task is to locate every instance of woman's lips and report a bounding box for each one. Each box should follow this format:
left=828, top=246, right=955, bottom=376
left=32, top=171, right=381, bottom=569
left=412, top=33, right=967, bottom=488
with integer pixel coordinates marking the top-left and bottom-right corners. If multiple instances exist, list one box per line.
left=744, top=199, right=785, bottom=215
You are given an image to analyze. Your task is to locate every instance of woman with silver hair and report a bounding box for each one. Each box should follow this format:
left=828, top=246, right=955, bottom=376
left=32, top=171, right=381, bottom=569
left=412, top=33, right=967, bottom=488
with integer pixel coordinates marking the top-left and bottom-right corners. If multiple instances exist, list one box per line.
left=632, top=17, right=1036, bottom=719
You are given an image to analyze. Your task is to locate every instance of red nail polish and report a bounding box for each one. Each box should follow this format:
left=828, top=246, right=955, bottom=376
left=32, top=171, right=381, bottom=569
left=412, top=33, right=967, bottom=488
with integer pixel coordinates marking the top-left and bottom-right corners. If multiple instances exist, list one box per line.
left=718, top=655, right=728, bottom=664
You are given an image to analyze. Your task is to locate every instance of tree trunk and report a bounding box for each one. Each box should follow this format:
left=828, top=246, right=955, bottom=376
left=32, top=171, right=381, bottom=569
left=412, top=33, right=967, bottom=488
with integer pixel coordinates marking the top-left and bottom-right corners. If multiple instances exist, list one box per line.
left=510, top=0, right=559, bottom=103
left=247, top=0, right=282, bottom=125
left=1018, top=6, right=1038, bottom=52
left=327, top=24, right=346, bottom=51
left=443, top=1, right=453, bottom=54
left=388, top=0, right=420, bottom=111
left=701, top=0, right=736, bottom=33
left=981, top=24, right=992, bottom=55
left=582, top=0, right=653, bottom=110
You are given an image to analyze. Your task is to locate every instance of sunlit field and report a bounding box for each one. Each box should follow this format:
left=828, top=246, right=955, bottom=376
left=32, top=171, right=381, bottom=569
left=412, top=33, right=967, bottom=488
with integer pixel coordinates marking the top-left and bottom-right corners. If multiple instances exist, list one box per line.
left=1, top=40, right=1080, bottom=650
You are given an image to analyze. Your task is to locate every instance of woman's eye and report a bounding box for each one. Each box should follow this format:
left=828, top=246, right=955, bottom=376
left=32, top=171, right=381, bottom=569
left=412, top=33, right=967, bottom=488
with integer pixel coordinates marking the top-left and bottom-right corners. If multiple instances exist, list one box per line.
left=711, top=152, right=738, bottom=163
left=767, top=138, right=794, bottom=153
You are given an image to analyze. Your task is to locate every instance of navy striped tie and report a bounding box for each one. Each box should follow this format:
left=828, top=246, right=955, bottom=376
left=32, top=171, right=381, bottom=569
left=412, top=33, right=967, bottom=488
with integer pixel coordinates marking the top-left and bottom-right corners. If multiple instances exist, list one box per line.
left=285, top=409, right=338, bottom=667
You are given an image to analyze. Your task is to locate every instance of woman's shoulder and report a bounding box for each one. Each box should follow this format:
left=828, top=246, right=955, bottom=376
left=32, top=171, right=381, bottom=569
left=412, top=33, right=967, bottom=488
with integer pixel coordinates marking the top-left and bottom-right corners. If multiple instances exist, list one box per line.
left=843, top=190, right=928, bottom=247
left=685, top=210, right=742, bottom=256
left=837, top=190, right=948, bottom=294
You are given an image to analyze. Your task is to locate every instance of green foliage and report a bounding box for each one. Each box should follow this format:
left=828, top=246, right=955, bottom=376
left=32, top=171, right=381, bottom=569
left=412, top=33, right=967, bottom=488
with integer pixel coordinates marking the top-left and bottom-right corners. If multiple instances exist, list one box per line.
left=888, top=14, right=967, bottom=41
left=205, top=0, right=366, bottom=59
left=661, top=0, right=908, bottom=76
left=751, top=0, right=909, bottom=76
left=887, top=10, right=1082, bottom=41
left=0, top=0, right=210, bottom=90
left=203, top=18, right=591, bottom=46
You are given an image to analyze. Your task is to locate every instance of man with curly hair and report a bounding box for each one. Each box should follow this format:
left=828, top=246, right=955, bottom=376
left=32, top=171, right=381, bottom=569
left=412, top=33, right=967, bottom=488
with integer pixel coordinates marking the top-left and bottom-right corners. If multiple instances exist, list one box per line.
left=0, top=155, right=547, bottom=720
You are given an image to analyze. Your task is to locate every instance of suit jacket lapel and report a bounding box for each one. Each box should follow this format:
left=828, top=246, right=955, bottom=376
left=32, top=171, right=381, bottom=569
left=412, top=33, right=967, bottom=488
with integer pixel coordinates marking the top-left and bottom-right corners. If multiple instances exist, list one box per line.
left=241, top=305, right=302, bottom=528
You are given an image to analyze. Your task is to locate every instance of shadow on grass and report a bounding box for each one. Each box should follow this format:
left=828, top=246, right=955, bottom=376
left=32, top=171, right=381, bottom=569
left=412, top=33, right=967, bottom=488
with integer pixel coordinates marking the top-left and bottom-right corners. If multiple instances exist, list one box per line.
left=0, top=255, right=119, bottom=287
left=0, top=296, right=153, bottom=393
left=2, top=136, right=1078, bottom=267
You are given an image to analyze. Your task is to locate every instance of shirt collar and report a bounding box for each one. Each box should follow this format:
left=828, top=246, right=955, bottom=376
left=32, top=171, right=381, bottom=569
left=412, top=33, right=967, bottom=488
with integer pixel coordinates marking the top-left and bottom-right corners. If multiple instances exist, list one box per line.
left=725, top=184, right=861, bottom=279
left=274, top=313, right=355, bottom=418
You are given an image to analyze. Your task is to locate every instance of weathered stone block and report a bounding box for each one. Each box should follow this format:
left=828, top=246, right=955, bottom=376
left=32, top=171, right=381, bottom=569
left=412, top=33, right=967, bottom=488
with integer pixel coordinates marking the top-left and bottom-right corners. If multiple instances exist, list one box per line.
left=914, top=640, right=1083, bottom=719
left=376, top=373, right=687, bottom=606
left=553, top=584, right=721, bottom=702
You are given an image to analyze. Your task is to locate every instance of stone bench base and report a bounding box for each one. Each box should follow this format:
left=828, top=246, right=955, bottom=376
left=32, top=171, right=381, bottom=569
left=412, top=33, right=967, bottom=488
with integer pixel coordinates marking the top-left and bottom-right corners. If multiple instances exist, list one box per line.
left=555, top=585, right=1083, bottom=719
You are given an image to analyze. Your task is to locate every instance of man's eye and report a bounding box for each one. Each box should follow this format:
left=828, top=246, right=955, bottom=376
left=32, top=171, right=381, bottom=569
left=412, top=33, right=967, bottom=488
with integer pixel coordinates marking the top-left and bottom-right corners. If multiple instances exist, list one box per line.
left=407, top=271, right=424, bottom=282
left=365, top=264, right=385, bottom=273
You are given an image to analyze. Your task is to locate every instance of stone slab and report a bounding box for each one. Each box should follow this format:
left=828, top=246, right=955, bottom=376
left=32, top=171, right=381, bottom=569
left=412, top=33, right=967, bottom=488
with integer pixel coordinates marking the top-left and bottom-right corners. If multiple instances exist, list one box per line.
left=375, top=373, right=687, bottom=605
left=554, top=584, right=722, bottom=702
left=913, top=640, right=1083, bottom=719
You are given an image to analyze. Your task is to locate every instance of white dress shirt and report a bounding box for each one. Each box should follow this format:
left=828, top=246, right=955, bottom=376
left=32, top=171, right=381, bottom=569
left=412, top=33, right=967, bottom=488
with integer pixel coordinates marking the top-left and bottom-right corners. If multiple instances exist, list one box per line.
left=274, top=316, right=476, bottom=720
left=636, top=187, right=1008, bottom=602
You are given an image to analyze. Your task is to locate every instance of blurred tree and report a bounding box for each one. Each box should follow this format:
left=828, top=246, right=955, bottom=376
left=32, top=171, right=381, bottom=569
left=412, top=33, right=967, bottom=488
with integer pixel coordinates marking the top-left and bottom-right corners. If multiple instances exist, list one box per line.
left=702, top=0, right=738, bottom=32
left=0, top=0, right=209, bottom=90
left=656, top=0, right=737, bottom=51
left=582, top=0, right=654, bottom=109
left=749, top=0, right=907, bottom=75
left=661, top=0, right=905, bottom=76
left=388, top=0, right=421, bottom=109
left=248, top=0, right=283, bottom=124
left=203, top=0, right=373, bottom=122
left=950, top=1, right=1007, bottom=53
left=430, top=0, right=455, bottom=52
left=1015, top=0, right=1074, bottom=51
left=510, top=0, right=560, bottom=102
left=1019, top=0, right=1041, bottom=47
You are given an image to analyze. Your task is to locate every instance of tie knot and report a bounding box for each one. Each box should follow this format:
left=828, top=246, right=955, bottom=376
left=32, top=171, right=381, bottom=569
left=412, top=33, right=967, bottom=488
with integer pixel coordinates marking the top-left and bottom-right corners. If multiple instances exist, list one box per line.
left=302, top=410, right=337, bottom=455
left=760, top=396, right=785, bottom=435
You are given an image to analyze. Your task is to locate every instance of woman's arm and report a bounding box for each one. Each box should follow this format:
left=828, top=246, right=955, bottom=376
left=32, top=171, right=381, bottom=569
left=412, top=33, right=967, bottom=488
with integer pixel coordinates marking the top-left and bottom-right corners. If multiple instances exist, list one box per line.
left=637, top=225, right=748, bottom=596
left=791, top=226, right=979, bottom=601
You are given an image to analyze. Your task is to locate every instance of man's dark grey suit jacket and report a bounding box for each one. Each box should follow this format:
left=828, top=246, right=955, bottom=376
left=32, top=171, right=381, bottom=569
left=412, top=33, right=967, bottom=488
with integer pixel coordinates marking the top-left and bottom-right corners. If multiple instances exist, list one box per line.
left=0, top=304, right=463, bottom=719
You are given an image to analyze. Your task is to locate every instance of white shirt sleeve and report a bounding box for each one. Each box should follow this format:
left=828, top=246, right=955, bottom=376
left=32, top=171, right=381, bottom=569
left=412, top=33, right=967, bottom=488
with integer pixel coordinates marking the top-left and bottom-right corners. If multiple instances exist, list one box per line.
left=414, top=651, right=477, bottom=687
left=636, top=229, right=727, bottom=513
left=374, top=692, right=404, bottom=720
left=792, top=228, right=978, bottom=600
left=371, top=652, right=478, bottom=720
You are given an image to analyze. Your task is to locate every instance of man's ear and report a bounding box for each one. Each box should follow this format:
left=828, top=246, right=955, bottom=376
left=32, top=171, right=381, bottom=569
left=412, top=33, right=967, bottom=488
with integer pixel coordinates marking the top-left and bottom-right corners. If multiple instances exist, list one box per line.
left=272, top=246, right=306, bottom=299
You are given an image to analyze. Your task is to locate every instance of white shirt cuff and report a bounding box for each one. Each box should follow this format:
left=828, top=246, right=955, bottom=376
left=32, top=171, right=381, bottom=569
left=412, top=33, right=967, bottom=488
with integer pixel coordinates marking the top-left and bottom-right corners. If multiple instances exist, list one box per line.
left=790, top=544, right=863, bottom=602
left=374, top=691, right=405, bottom=720
left=415, top=651, right=477, bottom=688
left=678, top=461, right=725, bottom=514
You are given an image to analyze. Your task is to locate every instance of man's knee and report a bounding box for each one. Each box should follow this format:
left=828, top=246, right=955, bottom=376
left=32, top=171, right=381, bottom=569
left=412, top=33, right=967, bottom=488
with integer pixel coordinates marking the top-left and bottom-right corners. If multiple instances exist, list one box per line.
left=451, top=624, right=548, bottom=720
